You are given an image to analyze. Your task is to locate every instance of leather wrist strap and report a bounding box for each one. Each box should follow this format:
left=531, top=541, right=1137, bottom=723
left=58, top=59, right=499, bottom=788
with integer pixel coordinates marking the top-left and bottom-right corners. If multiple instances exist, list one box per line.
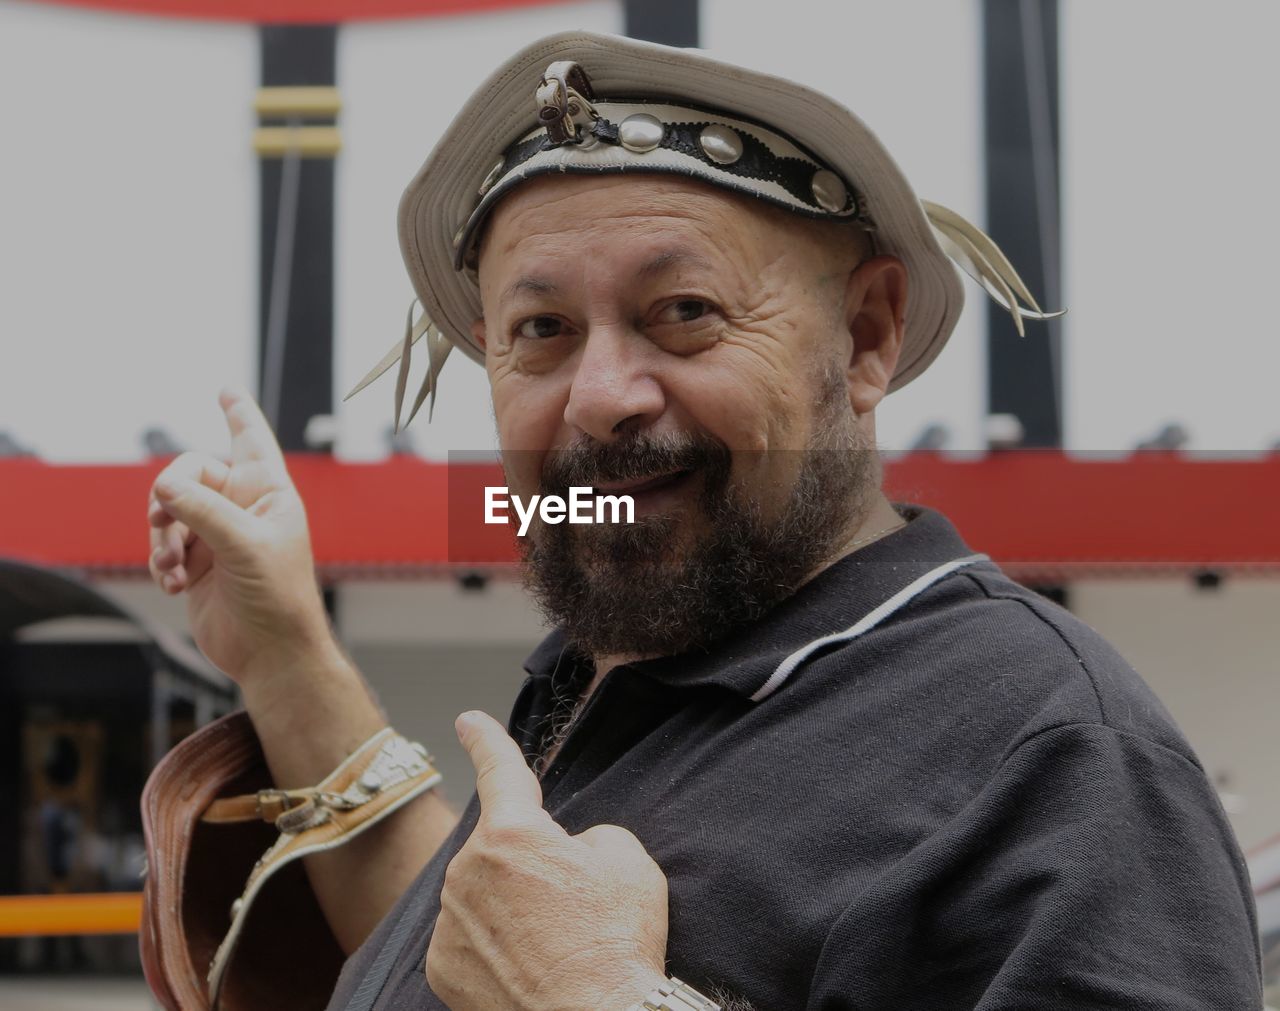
left=202, top=727, right=442, bottom=1008
left=632, top=976, right=722, bottom=1011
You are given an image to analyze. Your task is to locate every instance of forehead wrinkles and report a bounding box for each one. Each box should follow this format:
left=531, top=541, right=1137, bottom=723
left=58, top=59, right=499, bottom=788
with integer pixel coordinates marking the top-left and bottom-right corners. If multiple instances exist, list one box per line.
left=535, top=228, right=723, bottom=276
left=493, top=205, right=738, bottom=262
left=481, top=176, right=776, bottom=268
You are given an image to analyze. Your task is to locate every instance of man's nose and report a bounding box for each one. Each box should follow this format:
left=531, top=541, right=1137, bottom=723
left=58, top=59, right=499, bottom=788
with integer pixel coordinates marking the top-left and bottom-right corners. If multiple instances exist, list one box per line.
left=563, top=326, right=665, bottom=442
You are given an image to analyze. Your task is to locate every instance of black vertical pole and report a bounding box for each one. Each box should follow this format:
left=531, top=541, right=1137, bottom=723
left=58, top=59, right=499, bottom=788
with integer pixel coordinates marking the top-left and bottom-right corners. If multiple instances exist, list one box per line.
left=985, top=0, right=1067, bottom=607
left=984, top=0, right=1062, bottom=447
left=258, top=25, right=337, bottom=453
left=624, top=0, right=699, bottom=47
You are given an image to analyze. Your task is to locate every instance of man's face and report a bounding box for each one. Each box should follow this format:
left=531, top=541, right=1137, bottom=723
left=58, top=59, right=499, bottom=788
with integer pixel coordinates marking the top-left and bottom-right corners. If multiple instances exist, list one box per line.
left=471, top=173, right=902, bottom=656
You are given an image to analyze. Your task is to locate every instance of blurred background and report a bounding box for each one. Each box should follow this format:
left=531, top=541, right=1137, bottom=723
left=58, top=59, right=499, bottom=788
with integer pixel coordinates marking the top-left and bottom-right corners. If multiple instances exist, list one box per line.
left=1, top=0, right=1277, bottom=1006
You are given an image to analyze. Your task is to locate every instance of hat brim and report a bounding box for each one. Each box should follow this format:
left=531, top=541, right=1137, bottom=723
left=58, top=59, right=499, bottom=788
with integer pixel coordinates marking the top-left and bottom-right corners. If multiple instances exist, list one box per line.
left=397, top=31, right=965, bottom=393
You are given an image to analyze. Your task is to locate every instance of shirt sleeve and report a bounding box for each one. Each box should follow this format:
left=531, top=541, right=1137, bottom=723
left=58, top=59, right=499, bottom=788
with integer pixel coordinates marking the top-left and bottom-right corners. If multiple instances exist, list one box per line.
left=805, top=722, right=1263, bottom=1011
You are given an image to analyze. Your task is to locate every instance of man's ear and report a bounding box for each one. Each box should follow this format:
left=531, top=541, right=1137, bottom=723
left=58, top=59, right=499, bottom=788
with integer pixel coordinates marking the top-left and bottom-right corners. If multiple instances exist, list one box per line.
left=470, top=317, right=487, bottom=352
left=843, top=255, right=907, bottom=416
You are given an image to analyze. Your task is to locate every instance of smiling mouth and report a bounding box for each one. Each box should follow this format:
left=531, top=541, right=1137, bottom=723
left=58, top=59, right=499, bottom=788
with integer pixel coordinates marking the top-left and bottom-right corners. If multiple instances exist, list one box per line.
left=592, top=469, right=695, bottom=497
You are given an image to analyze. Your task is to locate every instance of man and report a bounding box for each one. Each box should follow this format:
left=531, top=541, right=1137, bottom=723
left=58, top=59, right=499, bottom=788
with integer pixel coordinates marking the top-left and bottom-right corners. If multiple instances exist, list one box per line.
left=146, top=31, right=1261, bottom=1010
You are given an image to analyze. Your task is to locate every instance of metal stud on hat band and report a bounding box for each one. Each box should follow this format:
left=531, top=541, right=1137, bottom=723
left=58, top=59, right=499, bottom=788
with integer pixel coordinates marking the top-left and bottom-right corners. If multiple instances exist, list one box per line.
left=699, top=124, right=744, bottom=165
left=811, top=169, right=849, bottom=213
left=618, top=112, right=665, bottom=152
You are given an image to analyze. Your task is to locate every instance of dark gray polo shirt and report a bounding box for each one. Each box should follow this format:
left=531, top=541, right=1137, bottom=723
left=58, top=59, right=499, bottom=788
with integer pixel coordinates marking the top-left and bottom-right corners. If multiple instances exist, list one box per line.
left=326, top=506, right=1261, bottom=1010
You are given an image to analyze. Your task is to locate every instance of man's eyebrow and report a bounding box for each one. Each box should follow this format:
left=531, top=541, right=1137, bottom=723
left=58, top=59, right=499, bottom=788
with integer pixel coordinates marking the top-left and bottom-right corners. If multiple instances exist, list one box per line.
left=504, top=276, right=559, bottom=301
left=501, top=250, right=711, bottom=300
left=636, top=248, right=714, bottom=279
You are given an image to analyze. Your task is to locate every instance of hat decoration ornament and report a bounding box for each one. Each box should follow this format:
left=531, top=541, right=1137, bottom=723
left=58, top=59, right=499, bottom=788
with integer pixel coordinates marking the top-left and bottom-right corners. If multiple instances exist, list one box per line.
left=345, top=298, right=452, bottom=432
left=920, top=200, right=1063, bottom=338
left=344, top=37, right=1063, bottom=431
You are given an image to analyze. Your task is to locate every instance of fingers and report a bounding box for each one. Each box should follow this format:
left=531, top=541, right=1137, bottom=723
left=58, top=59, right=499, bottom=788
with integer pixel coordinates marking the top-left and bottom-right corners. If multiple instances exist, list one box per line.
left=148, top=453, right=231, bottom=592
left=150, top=453, right=232, bottom=510
left=575, top=823, right=647, bottom=852
left=149, top=517, right=188, bottom=572
left=456, top=710, right=545, bottom=823
left=152, top=469, right=253, bottom=558
left=147, top=496, right=178, bottom=529
left=151, top=532, right=213, bottom=594
left=219, top=385, right=288, bottom=479
left=182, top=537, right=214, bottom=586
left=575, top=825, right=667, bottom=904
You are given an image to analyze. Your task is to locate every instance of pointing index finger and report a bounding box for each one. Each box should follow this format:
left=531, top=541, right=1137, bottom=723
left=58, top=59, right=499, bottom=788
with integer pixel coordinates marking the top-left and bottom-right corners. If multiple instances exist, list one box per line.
left=456, top=710, right=545, bottom=823
left=219, top=385, right=288, bottom=478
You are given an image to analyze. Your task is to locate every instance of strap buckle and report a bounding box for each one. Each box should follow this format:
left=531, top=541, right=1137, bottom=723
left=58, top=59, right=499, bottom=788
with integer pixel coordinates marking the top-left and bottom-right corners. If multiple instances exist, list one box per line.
left=253, top=788, right=303, bottom=821
left=535, top=60, right=598, bottom=144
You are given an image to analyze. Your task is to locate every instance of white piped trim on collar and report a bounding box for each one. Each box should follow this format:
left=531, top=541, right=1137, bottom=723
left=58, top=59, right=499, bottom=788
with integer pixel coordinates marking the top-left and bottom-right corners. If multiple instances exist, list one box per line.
left=749, top=553, right=990, bottom=703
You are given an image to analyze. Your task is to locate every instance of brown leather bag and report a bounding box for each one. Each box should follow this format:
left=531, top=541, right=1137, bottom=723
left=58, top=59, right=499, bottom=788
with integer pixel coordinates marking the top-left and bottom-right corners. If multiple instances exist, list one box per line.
left=140, top=711, right=441, bottom=1010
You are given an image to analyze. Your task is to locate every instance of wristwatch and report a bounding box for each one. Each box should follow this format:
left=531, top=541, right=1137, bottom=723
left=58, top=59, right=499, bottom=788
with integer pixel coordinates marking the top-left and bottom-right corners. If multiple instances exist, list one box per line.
left=632, top=975, right=722, bottom=1011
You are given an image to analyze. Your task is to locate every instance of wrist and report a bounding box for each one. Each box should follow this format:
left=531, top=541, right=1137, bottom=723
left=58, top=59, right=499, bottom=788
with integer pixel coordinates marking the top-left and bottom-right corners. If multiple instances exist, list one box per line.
left=591, top=968, right=666, bottom=1011
left=236, top=619, right=346, bottom=686
left=239, top=635, right=382, bottom=736
left=238, top=636, right=388, bottom=785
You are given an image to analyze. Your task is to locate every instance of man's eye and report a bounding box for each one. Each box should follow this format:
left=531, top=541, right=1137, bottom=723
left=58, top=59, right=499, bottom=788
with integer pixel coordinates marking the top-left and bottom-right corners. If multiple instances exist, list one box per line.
left=515, top=316, right=564, bottom=340
left=656, top=299, right=715, bottom=324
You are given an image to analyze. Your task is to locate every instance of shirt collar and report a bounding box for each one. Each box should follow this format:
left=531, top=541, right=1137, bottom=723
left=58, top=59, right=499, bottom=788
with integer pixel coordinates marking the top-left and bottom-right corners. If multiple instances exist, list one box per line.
left=521, top=504, right=990, bottom=700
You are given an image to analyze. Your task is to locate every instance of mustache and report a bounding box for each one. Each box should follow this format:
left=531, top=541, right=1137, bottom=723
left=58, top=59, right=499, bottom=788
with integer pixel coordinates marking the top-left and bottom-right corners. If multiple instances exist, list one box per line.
left=539, top=431, right=731, bottom=493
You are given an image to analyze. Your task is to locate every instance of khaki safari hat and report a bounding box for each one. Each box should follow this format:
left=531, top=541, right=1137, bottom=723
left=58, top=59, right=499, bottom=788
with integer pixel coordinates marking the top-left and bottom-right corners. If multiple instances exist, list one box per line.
left=346, top=30, right=1062, bottom=429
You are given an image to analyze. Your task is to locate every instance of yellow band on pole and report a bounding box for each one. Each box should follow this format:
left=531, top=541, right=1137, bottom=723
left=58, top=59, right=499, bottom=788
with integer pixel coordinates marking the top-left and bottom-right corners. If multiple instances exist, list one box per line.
left=253, top=126, right=342, bottom=158
left=0, top=892, right=143, bottom=937
left=255, top=86, right=341, bottom=119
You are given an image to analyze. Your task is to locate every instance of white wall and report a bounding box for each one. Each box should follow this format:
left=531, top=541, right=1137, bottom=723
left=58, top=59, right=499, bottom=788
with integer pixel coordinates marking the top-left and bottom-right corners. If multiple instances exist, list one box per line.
left=703, top=0, right=987, bottom=453
left=0, top=1, right=258, bottom=462
left=8, top=0, right=1279, bottom=459
left=1061, top=0, right=1280, bottom=452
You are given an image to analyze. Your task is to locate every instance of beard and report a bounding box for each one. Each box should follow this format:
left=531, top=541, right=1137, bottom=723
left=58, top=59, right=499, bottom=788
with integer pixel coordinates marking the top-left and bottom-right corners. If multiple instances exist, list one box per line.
left=515, top=370, right=879, bottom=658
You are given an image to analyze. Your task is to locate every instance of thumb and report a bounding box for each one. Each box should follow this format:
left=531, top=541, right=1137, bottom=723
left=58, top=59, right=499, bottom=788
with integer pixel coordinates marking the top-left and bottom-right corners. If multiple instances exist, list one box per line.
left=456, top=710, right=545, bottom=822
left=153, top=475, right=254, bottom=556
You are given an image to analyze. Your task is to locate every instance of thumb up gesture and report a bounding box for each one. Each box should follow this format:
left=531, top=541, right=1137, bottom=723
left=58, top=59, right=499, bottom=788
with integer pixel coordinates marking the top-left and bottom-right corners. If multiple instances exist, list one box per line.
left=425, top=711, right=670, bottom=1010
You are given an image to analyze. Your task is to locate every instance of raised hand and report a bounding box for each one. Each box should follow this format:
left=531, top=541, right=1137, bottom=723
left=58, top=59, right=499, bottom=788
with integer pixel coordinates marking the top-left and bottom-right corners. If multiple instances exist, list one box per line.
left=426, top=710, right=670, bottom=1010
left=146, top=386, right=334, bottom=683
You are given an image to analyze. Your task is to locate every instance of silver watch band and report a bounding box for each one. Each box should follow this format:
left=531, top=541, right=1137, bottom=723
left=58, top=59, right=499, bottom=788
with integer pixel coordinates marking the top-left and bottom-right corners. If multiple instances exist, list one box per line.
left=633, top=975, right=722, bottom=1011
